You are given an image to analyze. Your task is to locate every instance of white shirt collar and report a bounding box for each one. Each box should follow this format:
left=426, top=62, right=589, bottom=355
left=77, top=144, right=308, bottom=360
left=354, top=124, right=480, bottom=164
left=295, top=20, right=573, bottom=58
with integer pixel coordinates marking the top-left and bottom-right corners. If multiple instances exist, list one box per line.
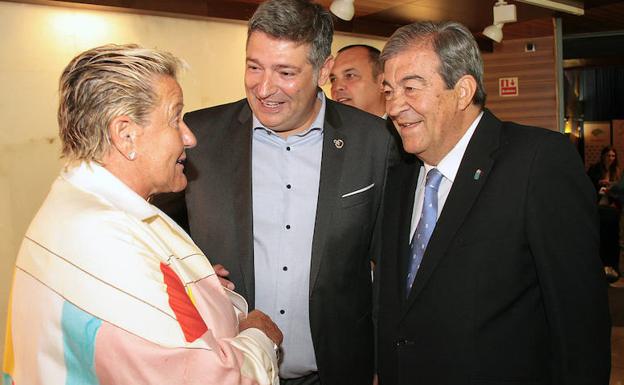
left=425, top=111, right=484, bottom=182
left=62, top=161, right=158, bottom=221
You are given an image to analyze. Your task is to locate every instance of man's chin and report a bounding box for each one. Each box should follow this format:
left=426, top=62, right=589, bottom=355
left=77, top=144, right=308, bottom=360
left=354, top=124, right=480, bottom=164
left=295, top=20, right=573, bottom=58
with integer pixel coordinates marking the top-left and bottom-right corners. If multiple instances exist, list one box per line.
left=400, top=139, right=423, bottom=156
left=252, top=110, right=286, bottom=129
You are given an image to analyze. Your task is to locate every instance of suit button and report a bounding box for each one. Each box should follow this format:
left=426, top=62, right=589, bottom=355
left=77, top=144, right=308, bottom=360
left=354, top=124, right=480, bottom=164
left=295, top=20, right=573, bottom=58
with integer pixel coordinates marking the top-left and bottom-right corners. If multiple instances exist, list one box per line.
left=395, top=339, right=414, bottom=347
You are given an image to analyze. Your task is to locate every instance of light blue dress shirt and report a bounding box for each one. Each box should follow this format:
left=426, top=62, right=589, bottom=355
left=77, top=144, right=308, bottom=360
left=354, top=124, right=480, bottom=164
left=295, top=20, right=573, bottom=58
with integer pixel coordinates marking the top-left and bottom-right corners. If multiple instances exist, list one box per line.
left=252, top=93, right=326, bottom=378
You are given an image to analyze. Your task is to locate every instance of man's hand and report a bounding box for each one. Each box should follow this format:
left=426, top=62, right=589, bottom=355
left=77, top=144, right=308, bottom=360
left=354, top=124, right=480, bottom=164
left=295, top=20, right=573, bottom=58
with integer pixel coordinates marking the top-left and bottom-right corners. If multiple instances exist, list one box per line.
left=213, top=264, right=235, bottom=290
left=240, top=310, right=283, bottom=346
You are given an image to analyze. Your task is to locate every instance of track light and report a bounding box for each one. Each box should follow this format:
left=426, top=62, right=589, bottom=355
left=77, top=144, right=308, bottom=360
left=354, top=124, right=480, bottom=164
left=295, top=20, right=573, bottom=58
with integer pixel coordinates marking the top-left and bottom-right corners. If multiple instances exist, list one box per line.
left=330, top=0, right=355, bottom=21
left=482, top=0, right=517, bottom=42
left=483, top=23, right=504, bottom=43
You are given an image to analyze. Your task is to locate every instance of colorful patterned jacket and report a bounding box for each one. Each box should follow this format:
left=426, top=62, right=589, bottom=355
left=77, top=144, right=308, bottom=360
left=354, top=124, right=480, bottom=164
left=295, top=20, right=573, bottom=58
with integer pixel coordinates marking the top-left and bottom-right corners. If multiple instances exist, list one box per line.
left=2, top=162, right=278, bottom=385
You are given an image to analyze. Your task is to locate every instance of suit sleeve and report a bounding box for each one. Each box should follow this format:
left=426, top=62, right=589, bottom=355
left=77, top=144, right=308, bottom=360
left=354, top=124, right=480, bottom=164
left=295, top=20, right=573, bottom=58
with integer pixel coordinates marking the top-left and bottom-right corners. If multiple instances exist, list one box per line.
left=370, top=130, right=402, bottom=265
left=370, top=128, right=402, bottom=374
left=525, top=132, right=611, bottom=384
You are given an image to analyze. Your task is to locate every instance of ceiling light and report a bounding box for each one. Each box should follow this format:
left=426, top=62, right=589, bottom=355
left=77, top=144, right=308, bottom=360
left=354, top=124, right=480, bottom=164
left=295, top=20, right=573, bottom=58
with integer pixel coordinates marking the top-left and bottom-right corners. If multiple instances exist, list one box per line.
left=330, top=0, right=355, bottom=21
left=483, top=23, right=504, bottom=43
left=482, top=0, right=516, bottom=43
left=515, top=0, right=584, bottom=16
left=492, top=0, right=517, bottom=24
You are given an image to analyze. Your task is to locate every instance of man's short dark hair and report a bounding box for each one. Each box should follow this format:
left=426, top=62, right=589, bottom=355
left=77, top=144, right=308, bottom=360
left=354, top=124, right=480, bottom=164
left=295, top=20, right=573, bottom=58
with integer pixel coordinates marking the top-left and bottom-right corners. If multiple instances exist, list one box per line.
left=337, top=44, right=382, bottom=78
left=248, top=0, right=333, bottom=70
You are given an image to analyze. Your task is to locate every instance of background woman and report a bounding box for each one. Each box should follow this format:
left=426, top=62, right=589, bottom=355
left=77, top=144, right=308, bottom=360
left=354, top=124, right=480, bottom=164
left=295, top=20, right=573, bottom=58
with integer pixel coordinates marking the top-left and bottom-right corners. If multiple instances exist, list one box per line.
left=588, top=146, right=621, bottom=281
left=2, top=44, right=281, bottom=385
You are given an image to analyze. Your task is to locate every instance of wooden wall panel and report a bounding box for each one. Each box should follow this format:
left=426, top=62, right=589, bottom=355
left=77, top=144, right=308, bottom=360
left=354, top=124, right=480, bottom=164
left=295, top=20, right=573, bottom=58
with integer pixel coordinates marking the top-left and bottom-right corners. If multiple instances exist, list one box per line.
left=482, top=35, right=559, bottom=131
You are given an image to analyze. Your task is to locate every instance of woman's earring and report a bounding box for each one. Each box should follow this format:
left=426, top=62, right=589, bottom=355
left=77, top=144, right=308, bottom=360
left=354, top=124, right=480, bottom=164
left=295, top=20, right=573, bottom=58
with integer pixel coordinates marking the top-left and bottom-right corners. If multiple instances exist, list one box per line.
left=128, top=151, right=136, bottom=160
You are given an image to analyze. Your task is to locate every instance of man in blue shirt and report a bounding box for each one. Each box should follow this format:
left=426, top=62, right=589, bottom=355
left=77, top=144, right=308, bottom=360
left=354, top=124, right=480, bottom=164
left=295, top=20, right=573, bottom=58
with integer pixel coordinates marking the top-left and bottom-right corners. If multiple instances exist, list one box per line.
left=162, top=1, right=398, bottom=384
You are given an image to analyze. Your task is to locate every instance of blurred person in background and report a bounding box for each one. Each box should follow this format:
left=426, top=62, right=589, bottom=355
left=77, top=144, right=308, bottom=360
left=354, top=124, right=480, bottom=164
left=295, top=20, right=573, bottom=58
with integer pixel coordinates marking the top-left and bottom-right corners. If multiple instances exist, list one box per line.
left=329, top=44, right=408, bottom=168
left=330, top=44, right=386, bottom=118
left=588, top=146, right=622, bottom=281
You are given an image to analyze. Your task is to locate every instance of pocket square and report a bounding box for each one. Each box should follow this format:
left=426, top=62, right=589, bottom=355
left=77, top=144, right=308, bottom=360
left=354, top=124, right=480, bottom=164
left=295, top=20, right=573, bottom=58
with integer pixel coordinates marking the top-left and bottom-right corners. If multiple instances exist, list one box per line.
left=341, top=183, right=375, bottom=198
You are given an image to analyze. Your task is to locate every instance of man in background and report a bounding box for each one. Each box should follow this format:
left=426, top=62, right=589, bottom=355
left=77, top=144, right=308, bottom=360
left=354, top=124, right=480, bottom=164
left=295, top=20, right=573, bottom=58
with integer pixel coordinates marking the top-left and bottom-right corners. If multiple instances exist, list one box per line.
left=330, top=44, right=405, bottom=161
left=330, top=44, right=385, bottom=118
left=377, top=20, right=611, bottom=385
left=166, top=1, right=398, bottom=384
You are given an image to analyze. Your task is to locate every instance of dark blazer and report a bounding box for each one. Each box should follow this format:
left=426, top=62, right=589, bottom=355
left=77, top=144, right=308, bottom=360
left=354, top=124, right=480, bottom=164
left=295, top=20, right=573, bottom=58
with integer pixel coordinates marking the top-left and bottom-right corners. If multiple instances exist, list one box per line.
left=181, top=98, right=397, bottom=385
left=377, top=110, right=611, bottom=385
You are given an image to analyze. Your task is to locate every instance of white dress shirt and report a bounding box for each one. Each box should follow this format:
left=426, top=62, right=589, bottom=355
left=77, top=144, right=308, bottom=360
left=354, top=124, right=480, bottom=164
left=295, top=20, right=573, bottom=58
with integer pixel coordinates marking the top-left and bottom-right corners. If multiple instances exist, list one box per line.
left=410, top=112, right=484, bottom=240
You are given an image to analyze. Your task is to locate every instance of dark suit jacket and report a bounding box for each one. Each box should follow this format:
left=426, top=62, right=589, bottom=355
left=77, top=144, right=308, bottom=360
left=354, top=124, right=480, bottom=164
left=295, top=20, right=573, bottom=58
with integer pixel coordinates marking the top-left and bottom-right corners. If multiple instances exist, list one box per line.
left=377, top=110, right=611, bottom=385
left=180, top=98, right=396, bottom=385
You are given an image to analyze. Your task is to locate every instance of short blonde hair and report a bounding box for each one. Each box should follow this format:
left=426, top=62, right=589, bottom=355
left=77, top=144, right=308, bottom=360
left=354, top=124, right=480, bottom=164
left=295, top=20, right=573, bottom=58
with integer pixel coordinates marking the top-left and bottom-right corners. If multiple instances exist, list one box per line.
left=58, top=44, right=182, bottom=161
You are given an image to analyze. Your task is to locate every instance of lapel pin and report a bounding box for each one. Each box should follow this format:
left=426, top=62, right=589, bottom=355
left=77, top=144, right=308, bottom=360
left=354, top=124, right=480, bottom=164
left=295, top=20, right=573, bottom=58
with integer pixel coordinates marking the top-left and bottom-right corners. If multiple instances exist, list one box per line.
left=333, top=139, right=344, bottom=149
left=473, top=169, right=482, bottom=180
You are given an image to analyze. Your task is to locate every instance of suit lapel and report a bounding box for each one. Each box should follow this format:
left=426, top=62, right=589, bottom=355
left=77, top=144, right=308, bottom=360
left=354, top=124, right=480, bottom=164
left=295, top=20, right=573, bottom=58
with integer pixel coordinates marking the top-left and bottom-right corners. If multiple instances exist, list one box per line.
left=232, top=103, right=255, bottom=305
left=403, top=111, right=503, bottom=313
left=387, top=159, right=422, bottom=304
left=309, top=101, right=347, bottom=294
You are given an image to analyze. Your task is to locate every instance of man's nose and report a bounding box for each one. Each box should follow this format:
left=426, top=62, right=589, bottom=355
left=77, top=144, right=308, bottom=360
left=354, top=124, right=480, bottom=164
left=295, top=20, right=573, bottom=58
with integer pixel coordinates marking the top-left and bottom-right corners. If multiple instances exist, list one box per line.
left=257, top=72, right=276, bottom=98
left=333, top=78, right=346, bottom=92
left=385, top=91, right=405, bottom=120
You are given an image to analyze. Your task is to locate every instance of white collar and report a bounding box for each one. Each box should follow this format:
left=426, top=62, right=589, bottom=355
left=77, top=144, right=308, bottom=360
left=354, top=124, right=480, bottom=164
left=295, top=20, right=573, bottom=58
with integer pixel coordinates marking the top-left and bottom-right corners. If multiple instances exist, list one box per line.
left=62, top=161, right=158, bottom=221
left=427, top=111, right=483, bottom=183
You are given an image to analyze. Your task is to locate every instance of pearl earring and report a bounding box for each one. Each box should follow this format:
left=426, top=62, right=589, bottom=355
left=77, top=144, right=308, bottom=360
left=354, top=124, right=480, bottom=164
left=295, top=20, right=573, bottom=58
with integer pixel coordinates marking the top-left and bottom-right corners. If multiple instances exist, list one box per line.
left=128, top=151, right=136, bottom=160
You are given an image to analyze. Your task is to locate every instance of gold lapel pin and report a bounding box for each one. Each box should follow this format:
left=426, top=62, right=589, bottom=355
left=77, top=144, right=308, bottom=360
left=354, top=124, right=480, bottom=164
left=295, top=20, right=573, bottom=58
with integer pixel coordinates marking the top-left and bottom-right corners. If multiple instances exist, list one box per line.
left=333, top=139, right=344, bottom=149
left=473, top=169, right=482, bottom=180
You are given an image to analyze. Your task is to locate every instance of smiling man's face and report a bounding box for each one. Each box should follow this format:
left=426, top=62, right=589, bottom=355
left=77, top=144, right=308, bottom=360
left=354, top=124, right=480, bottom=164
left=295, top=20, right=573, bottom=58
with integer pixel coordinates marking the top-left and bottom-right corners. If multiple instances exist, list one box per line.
left=245, top=31, right=330, bottom=137
left=383, top=43, right=463, bottom=164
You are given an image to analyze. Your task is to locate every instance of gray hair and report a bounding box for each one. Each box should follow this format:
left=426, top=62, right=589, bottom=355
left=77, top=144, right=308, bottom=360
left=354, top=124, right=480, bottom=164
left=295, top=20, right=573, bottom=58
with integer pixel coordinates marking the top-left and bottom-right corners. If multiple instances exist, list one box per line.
left=58, top=44, right=182, bottom=162
left=248, top=0, right=333, bottom=70
left=380, top=21, right=487, bottom=106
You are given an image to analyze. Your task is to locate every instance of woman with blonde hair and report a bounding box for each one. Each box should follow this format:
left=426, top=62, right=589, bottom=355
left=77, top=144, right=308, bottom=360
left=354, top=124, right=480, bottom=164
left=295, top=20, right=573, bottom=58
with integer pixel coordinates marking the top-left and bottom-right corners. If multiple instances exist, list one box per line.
left=3, top=44, right=281, bottom=385
left=588, top=145, right=621, bottom=281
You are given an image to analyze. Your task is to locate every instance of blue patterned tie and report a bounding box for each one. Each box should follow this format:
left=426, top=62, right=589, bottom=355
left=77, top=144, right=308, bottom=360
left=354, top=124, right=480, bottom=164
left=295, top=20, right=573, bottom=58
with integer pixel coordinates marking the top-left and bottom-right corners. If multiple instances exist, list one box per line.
left=406, top=168, right=443, bottom=296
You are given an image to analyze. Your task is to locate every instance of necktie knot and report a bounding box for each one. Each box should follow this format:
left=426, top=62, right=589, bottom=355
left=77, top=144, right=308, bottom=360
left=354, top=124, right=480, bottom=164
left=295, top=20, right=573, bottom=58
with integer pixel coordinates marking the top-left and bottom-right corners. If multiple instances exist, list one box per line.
left=426, top=168, right=443, bottom=192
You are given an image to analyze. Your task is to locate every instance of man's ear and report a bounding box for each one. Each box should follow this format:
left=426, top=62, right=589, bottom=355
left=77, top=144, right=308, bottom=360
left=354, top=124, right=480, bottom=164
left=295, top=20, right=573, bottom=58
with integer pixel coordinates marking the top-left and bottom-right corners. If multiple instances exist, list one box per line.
left=109, top=115, right=140, bottom=161
left=454, top=75, right=477, bottom=111
left=317, top=55, right=334, bottom=87
left=376, top=73, right=385, bottom=93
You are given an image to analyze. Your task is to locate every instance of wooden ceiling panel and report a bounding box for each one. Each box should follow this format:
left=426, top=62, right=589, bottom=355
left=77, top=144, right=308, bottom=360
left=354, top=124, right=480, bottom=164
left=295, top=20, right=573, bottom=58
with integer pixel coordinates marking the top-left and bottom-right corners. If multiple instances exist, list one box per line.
left=354, top=0, right=558, bottom=35
left=3, top=0, right=624, bottom=38
left=315, top=0, right=416, bottom=17
left=503, top=18, right=555, bottom=39
left=562, top=2, right=624, bottom=34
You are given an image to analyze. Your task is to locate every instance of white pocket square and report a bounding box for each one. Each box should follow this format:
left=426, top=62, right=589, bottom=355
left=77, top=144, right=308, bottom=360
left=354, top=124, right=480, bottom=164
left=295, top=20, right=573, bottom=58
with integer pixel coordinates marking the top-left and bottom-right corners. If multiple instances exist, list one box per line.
left=341, top=183, right=375, bottom=198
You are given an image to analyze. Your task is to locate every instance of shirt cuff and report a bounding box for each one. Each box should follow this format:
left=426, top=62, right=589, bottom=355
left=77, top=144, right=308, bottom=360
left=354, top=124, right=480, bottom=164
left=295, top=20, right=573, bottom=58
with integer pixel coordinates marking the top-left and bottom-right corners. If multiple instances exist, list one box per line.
left=239, top=327, right=279, bottom=360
